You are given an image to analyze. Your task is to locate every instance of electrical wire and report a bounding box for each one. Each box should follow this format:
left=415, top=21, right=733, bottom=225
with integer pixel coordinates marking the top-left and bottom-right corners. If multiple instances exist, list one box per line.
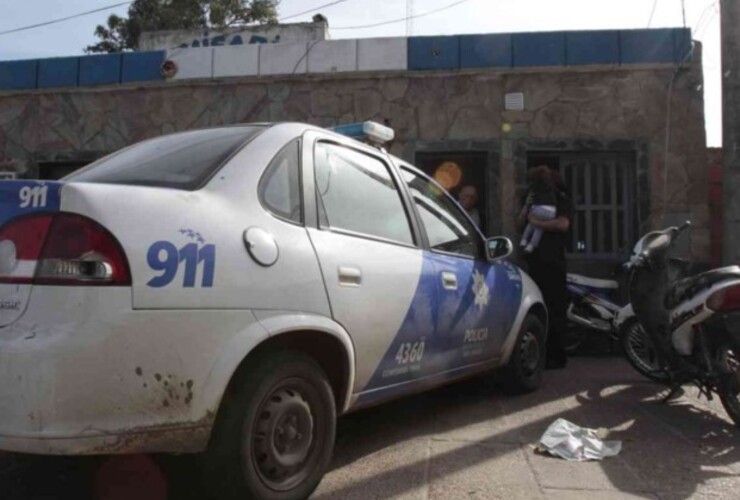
left=0, top=1, right=132, bottom=37
left=332, top=0, right=473, bottom=30
left=165, top=0, right=356, bottom=60
left=694, top=1, right=719, bottom=39
left=647, top=0, right=659, bottom=28
left=0, top=0, right=349, bottom=40
left=279, top=0, right=352, bottom=22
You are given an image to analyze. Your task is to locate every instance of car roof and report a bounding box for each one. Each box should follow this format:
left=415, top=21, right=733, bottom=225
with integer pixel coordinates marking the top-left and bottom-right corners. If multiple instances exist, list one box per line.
left=166, top=121, right=428, bottom=179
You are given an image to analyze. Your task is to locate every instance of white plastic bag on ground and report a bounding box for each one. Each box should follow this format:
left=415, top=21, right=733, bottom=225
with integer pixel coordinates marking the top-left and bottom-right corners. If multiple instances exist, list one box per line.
left=538, top=418, right=622, bottom=461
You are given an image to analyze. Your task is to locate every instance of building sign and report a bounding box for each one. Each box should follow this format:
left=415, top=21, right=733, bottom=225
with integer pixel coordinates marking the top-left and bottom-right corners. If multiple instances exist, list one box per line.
left=139, top=21, right=329, bottom=51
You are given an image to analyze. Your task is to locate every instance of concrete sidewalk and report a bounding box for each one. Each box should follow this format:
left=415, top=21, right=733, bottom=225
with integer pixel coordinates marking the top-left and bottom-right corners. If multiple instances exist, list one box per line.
left=3, top=357, right=740, bottom=499
left=315, top=357, right=740, bottom=500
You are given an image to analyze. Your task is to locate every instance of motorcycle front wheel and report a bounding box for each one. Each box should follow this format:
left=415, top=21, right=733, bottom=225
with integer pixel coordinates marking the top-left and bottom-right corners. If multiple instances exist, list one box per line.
left=620, top=318, right=671, bottom=383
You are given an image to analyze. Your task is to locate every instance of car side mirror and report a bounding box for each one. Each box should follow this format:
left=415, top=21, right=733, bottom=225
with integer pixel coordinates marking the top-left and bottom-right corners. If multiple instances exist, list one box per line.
left=486, top=237, right=513, bottom=262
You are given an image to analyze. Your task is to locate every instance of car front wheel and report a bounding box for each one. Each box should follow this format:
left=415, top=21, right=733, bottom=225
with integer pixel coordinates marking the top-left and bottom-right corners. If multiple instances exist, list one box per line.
left=500, top=313, right=546, bottom=394
left=205, top=351, right=336, bottom=500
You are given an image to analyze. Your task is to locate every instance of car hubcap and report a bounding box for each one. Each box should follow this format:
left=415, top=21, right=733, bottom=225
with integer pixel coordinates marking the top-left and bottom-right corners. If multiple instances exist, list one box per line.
left=252, top=385, right=314, bottom=490
left=520, top=331, right=540, bottom=376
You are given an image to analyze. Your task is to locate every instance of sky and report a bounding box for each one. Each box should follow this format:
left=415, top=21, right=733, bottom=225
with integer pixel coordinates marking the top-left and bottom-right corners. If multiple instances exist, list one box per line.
left=0, top=0, right=723, bottom=146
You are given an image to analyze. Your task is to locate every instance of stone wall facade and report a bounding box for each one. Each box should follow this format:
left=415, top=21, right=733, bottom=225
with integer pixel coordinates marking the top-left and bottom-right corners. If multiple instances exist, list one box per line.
left=0, top=55, right=709, bottom=266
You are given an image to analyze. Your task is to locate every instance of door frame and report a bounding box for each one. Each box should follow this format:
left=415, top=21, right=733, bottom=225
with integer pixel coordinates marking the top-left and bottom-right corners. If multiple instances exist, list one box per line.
left=404, top=140, right=501, bottom=237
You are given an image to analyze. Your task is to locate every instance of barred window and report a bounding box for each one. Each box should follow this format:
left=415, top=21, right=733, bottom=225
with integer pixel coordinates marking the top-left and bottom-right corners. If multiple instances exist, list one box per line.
left=561, top=153, right=637, bottom=259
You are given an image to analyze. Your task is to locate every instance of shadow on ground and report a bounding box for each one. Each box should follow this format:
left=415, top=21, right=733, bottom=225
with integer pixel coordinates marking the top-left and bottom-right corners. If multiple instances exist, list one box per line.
left=2, top=357, right=739, bottom=499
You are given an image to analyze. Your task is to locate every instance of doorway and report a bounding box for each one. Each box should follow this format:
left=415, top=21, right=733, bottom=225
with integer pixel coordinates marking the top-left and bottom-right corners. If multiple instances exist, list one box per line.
left=415, top=151, right=488, bottom=234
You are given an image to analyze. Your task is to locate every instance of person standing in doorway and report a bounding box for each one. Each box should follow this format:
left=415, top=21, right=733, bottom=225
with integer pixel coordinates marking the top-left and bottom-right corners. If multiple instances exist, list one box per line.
left=458, top=185, right=481, bottom=227
left=517, top=165, right=573, bottom=369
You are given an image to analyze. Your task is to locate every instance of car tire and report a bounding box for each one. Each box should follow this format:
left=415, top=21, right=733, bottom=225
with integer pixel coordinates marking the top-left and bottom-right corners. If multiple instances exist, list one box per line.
left=204, top=350, right=336, bottom=500
left=500, top=314, right=546, bottom=395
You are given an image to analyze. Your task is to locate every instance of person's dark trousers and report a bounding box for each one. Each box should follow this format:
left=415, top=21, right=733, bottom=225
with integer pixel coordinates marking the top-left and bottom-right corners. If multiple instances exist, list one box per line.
left=525, top=257, right=568, bottom=367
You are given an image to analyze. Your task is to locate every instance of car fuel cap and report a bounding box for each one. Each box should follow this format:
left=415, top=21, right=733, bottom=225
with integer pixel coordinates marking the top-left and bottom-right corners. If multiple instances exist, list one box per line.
left=244, top=227, right=279, bottom=267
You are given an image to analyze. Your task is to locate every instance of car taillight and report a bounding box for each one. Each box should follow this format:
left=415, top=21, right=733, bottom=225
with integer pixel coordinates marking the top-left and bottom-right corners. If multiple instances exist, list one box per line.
left=0, top=213, right=130, bottom=286
left=706, top=284, right=740, bottom=312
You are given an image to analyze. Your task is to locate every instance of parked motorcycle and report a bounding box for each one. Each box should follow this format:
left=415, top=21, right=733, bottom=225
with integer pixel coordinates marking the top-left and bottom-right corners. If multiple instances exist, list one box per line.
left=626, top=221, right=740, bottom=425
left=565, top=258, right=685, bottom=384
left=564, top=264, right=658, bottom=379
left=564, top=272, right=625, bottom=353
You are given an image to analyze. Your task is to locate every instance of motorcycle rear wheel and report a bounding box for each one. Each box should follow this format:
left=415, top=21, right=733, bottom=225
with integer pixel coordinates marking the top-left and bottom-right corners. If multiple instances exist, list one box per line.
left=717, top=346, right=740, bottom=427
left=620, top=318, right=671, bottom=383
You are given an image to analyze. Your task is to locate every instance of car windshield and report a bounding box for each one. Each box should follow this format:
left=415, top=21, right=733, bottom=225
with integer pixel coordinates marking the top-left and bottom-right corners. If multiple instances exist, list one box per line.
left=66, top=126, right=265, bottom=190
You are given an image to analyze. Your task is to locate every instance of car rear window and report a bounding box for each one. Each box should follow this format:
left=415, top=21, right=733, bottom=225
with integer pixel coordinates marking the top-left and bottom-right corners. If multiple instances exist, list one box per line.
left=67, top=126, right=265, bottom=190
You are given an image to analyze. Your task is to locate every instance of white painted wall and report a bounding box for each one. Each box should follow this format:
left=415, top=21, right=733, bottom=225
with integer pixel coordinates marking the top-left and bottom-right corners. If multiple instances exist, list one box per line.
left=213, top=45, right=260, bottom=78
left=165, top=47, right=214, bottom=80
left=259, top=42, right=309, bottom=75
left=162, top=35, right=410, bottom=81
left=358, top=37, right=408, bottom=72
left=307, top=39, right=358, bottom=73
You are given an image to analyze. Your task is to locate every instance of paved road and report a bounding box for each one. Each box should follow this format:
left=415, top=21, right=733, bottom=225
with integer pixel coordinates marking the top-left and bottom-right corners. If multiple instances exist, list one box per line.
left=3, top=356, right=740, bottom=499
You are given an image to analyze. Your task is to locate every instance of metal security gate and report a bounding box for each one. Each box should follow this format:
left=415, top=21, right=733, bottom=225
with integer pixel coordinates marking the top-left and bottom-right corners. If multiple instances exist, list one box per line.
left=561, top=153, right=637, bottom=259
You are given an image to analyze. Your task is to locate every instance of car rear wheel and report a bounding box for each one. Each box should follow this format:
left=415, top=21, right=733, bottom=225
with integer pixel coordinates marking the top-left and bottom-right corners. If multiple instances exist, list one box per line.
left=205, top=351, right=336, bottom=500
left=500, top=314, right=546, bottom=394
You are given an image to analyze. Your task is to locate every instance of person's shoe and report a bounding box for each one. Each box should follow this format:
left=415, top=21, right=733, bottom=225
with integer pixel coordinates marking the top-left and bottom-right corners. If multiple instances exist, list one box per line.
left=524, top=244, right=535, bottom=253
left=546, top=356, right=568, bottom=370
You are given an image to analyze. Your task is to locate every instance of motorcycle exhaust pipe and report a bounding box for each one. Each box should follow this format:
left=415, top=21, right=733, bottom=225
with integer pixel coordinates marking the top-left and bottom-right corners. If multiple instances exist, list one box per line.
left=568, top=311, right=613, bottom=332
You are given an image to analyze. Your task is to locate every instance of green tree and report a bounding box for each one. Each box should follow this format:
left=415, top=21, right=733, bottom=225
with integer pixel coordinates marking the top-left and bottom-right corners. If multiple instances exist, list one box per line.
left=86, top=0, right=279, bottom=53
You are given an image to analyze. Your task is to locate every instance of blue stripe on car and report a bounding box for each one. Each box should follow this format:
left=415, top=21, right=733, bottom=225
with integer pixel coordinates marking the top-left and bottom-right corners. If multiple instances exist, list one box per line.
left=0, top=181, right=62, bottom=228
left=358, top=251, right=522, bottom=405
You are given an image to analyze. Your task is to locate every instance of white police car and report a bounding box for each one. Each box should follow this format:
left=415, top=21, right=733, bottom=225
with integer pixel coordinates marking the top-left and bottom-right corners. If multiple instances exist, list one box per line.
left=0, top=121, right=546, bottom=499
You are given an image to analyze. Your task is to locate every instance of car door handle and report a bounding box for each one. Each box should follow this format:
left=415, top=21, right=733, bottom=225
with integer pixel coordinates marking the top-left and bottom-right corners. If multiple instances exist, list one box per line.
left=441, top=271, right=458, bottom=290
left=338, top=266, right=362, bottom=287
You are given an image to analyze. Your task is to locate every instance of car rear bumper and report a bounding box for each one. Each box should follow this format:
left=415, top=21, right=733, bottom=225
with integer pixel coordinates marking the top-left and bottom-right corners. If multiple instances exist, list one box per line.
left=0, top=425, right=211, bottom=455
left=0, top=286, right=267, bottom=455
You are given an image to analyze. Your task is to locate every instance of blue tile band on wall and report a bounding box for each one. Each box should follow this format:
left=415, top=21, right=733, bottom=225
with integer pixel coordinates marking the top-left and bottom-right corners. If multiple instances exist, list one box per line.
left=0, top=60, right=38, bottom=90
left=673, top=28, right=692, bottom=63
left=121, top=51, right=165, bottom=83
left=408, top=36, right=460, bottom=71
left=620, top=28, right=675, bottom=64
left=0, top=29, right=695, bottom=89
left=79, top=54, right=122, bottom=86
left=37, top=57, right=79, bottom=89
left=513, top=32, right=566, bottom=67
left=566, top=31, right=620, bottom=66
left=460, top=34, right=512, bottom=69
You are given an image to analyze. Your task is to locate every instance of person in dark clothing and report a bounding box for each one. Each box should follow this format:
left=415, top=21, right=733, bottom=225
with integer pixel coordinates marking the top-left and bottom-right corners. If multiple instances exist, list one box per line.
left=519, top=165, right=558, bottom=253
left=517, top=165, right=573, bottom=369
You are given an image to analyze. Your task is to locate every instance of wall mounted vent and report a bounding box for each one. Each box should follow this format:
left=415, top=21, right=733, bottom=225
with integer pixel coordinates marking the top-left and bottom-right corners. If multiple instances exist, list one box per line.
left=505, top=92, right=525, bottom=111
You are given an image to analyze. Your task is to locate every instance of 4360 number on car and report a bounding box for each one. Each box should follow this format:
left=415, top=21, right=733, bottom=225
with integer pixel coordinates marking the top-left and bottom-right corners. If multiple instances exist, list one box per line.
left=395, top=340, right=425, bottom=365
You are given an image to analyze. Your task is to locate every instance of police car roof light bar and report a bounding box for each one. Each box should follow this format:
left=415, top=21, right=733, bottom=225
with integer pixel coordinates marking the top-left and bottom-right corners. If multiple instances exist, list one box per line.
left=331, top=121, right=395, bottom=145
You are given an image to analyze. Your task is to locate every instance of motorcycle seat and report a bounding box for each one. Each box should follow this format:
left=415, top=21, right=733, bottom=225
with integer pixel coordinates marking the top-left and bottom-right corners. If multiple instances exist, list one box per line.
left=665, top=266, right=740, bottom=309
left=567, top=273, right=619, bottom=290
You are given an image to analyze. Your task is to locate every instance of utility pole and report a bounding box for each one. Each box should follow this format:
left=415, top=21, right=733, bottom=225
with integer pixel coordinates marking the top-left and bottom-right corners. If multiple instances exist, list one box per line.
left=407, top=0, right=414, bottom=36
left=722, top=0, right=740, bottom=263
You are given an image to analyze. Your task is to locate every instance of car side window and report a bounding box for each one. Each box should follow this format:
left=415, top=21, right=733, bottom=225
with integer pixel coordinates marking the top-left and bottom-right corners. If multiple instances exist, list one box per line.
left=314, top=142, right=414, bottom=246
left=402, top=169, right=480, bottom=258
left=260, top=139, right=302, bottom=223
